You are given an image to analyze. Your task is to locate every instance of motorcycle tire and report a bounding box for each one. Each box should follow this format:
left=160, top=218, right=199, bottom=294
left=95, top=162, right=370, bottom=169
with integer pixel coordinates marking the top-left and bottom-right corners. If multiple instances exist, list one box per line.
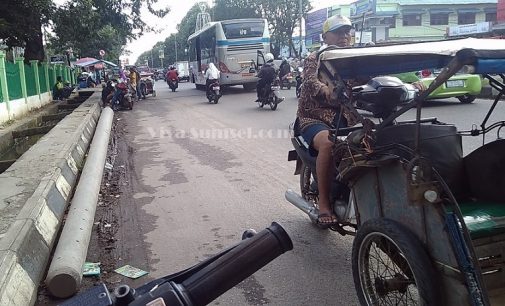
left=214, top=98, right=219, bottom=104
left=127, top=97, right=133, bottom=110
left=352, top=218, right=441, bottom=306
left=287, top=84, right=291, bottom=90
left=270, top=102, right=278, bottom=110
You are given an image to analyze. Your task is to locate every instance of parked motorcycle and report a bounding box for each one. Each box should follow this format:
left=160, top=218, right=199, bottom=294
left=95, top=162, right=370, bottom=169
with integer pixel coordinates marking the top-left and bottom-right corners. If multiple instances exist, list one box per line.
left=111, top=80, right=133, bottom=111
left=206, top=80, right=222, bottom=104
left=60, top=222, right=293, bottom=306
left=168, top=78, right=178, bottom=92
left=257, top=77, right=284, bottom=111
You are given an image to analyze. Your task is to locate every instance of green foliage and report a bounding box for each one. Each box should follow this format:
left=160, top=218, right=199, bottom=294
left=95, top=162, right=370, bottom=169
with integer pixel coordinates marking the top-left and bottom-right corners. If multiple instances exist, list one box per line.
left=212, top=0, right=261, bottom=21
left=0, top=0, right=53, bottom=61
left=50, top=0, right=169, bottom=61
left=136, top=3, right=203, bottom=67
left=258, top=0, right=311, bottom=58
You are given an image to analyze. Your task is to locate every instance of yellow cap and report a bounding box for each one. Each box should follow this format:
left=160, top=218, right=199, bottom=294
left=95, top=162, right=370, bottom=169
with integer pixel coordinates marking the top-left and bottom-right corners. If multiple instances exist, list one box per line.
left=322, top=15, right=352, bottom=34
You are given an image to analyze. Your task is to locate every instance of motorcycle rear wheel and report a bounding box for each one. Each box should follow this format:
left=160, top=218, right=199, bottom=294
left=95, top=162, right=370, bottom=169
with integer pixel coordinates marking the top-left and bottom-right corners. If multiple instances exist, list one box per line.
left=270, top=102, right=277, bottom=110
left=353, top=218, right=441, bottom=306
left=127, top=97, right=133, bottom=110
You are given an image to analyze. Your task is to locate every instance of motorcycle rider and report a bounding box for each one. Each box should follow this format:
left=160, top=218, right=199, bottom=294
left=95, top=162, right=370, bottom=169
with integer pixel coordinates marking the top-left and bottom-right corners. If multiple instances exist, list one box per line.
left=166, top=66, right=179, bottom=88
left=204, top=63, right=220, bottom=97
left=255, top=53, right=276, bottom=102
left=296, top=15, right=361, bottom=226
left=279, top=58, right=291, bottom=83
left=298, top=15, right=425, bottom=226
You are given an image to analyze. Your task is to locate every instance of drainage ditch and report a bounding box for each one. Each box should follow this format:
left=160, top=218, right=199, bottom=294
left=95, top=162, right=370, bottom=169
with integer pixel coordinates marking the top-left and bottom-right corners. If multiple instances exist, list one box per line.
left=0, top=91, right=94, bottom=174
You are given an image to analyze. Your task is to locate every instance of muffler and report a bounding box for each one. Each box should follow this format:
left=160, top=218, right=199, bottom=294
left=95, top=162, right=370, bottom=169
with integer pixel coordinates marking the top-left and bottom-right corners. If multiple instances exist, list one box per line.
left=285, top=189, right=318, bottom=222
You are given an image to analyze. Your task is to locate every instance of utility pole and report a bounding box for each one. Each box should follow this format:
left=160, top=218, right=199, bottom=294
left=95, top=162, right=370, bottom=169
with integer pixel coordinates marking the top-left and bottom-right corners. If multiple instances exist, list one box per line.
left=298, top=0, right=303, bottom=58
left=175, top=32, right=178, bottom=63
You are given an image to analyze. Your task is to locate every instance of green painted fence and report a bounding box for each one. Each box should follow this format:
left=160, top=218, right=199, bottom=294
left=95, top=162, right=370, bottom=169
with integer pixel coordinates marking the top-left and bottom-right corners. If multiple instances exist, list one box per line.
left=24, top=63, right=37, bottom=97
left=0, top=52, right=76, bottom=107
left=38, top=64, right=48, bottom=93
left=5, top=61, right=23, bottom=100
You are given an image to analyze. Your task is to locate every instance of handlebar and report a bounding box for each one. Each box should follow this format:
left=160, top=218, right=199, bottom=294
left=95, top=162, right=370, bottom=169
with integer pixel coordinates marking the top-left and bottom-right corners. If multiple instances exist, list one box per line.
left=61, top=222, right=293, bottom=306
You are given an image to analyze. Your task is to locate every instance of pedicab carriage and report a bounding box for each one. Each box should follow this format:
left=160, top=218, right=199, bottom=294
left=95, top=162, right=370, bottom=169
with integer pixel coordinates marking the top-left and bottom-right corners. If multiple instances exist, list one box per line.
left=139, top=71, right=157, bottom=98
left=314, top=38, right=505, bottom=305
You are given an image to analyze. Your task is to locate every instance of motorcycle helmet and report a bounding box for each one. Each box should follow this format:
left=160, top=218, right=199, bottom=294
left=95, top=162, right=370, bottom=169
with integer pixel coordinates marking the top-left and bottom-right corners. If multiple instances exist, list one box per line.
left=264, top=53, right=274, bottom=63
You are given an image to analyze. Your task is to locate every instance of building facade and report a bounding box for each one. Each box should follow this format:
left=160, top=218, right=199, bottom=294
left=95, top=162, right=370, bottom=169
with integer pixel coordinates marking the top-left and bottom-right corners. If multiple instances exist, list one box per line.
left=349, top=0, right=497, bottom=43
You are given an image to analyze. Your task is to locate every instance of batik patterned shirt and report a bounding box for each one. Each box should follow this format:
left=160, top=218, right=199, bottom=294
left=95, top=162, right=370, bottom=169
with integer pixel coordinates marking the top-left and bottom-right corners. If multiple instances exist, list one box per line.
left=297, top=51, right=359, bottom=131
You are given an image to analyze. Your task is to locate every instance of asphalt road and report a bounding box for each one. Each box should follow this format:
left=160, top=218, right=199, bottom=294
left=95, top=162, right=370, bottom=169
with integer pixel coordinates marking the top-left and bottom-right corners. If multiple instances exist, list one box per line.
left=115, top=80, right=504, bottom=306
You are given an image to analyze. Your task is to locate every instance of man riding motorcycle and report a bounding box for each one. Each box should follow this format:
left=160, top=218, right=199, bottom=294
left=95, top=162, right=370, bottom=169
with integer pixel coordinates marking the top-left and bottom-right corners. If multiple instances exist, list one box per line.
left=255, top=53, right=277, bottom=102
left=166, top=66, right=179, bottom=91
left=204, top=63, right=221, bottom=97
left=296, top=15, right=363, bottom=226
left=279, top=58, right=291, bottom=83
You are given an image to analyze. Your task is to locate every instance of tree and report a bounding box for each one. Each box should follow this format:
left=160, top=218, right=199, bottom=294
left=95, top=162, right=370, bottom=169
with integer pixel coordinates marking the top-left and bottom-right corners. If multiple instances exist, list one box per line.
left=137, top=3, right=205, bottom=67
left=0, top=0, right=53, bottom=61
left=51, top=0, right=169, bottom=60
left=211, top=0, right=261, bottom=21
left=258, top=0, right=311, bottom=58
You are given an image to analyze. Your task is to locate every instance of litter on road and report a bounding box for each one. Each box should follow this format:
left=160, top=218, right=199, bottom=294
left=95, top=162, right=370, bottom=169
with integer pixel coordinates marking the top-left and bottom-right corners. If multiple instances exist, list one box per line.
left=83, top=262, right=101, bottom=276
left=114, top=265, right=148, bottom=279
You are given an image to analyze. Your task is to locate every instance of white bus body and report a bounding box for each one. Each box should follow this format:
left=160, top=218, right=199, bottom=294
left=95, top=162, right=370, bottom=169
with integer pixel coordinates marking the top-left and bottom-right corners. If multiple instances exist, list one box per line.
left=187, top=18, right=270, bottom=89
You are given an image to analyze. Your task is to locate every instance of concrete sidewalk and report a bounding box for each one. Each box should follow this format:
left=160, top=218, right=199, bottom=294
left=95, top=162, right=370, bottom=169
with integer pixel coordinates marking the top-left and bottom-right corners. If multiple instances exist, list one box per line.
left=0, top=91, right=101, bottom=305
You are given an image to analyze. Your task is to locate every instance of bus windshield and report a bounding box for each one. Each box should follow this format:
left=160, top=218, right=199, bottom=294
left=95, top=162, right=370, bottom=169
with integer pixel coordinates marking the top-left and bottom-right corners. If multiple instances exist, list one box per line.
left=222, top=22, right=265, bottom=39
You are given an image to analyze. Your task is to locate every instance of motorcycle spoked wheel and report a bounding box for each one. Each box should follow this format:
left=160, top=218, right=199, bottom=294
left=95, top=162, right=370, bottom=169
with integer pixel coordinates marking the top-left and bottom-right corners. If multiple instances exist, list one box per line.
left=300, top=164, right=319, bottom=225
left=352, top=218, right=441, bottom=306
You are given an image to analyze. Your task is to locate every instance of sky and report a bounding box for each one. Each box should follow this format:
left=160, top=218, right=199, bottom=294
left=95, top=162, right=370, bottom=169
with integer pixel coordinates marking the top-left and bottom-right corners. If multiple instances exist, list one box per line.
left=125, top=0, right=354, bottom=64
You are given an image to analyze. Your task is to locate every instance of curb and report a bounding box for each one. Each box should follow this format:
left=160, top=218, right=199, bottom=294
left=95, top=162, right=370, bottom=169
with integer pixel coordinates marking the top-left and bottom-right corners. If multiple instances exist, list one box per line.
left=0, top=94, right=101, bottom=305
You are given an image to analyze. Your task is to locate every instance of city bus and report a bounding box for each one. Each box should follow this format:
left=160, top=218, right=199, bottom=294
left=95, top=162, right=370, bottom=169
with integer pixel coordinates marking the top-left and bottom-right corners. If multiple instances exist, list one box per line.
left=187, top=18, right=270, bottom=90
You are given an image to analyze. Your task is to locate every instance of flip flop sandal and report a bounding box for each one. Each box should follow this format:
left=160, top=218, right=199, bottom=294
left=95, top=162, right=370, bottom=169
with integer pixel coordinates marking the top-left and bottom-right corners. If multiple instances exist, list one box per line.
left=316, top=212, right=338, bottom=229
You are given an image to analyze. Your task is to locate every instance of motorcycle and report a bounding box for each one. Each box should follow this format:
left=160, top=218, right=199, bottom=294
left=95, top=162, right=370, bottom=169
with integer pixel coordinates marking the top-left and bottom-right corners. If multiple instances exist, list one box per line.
left=206, top=79, right=222, bottom=104
left=257, top=76, right=284, bottom=111
left=295, top=67, right=303, bottom=98
left=286, top=38, right=505, bottom=305
left=168, top=78, right=178, bottom=92
left=60, top=222, right=292, bottom=306
left=279, top=72, right=295, bottom=90
left=111, top=80, right=133, bottom=111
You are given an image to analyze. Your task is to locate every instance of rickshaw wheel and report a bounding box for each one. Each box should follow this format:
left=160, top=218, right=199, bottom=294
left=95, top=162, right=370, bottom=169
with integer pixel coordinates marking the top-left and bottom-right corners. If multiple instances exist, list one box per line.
left=352, top=218, right=440, bottom=306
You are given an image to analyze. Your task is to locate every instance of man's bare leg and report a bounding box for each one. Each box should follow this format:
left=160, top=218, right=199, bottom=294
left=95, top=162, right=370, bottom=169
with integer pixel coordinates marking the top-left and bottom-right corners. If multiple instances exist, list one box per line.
left=312, top=130, right=336, bottom=224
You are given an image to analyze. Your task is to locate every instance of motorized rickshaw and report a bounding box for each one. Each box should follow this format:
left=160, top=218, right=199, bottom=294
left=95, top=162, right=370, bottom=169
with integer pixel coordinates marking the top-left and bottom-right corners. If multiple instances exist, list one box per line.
left=285, top=38, right=505, bottom=305
left=139, top=72, right=157, bottom=98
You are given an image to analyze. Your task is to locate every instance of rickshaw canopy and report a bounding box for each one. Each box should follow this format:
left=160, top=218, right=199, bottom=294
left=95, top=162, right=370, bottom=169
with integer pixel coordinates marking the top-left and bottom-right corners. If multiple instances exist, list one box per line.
left=318, top=38, right=505, bottom=79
